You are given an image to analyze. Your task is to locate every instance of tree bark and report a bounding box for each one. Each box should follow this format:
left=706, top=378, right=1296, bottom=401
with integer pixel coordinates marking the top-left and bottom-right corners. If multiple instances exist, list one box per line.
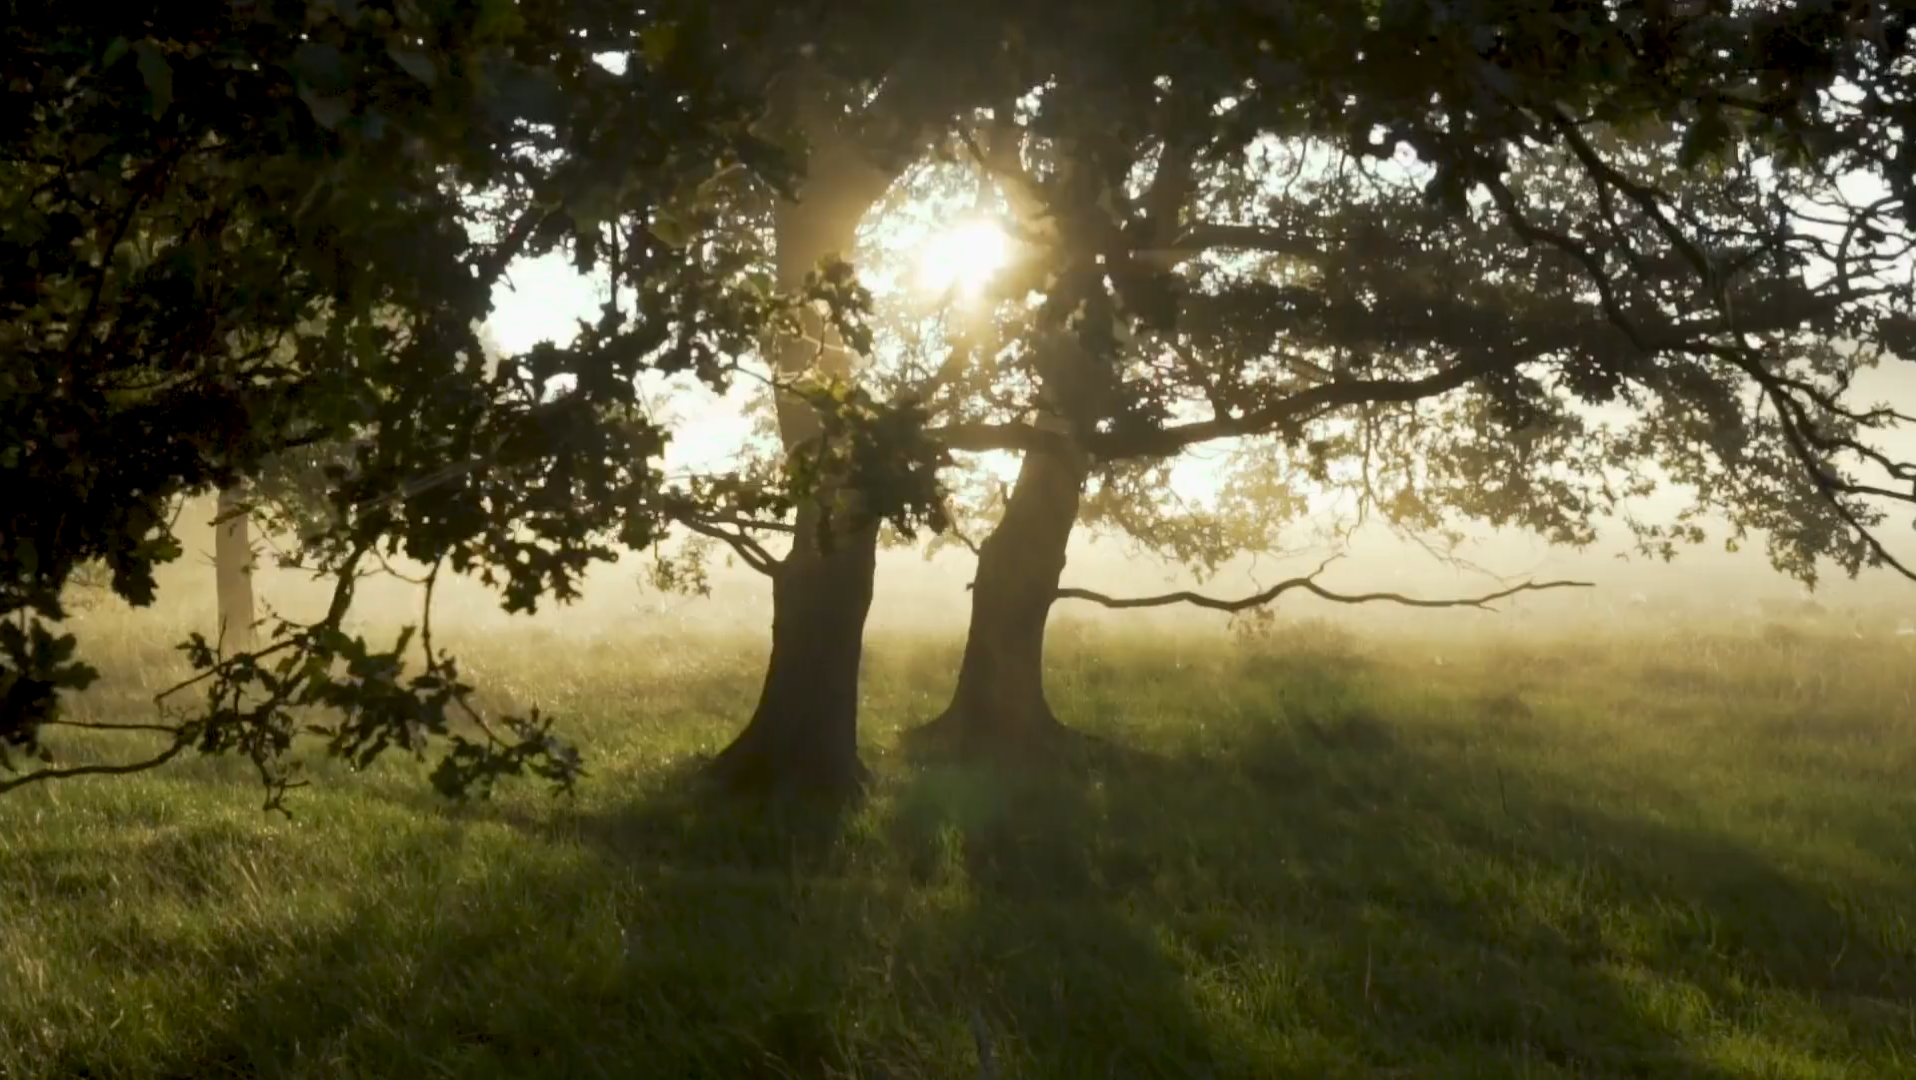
left=706, top=78, right=898, bottom=798
left=214, top=484, right=257, bottom=654
left=912, top=438, right=1088, bottom=759
left=707, top=502, right=879, bottom=796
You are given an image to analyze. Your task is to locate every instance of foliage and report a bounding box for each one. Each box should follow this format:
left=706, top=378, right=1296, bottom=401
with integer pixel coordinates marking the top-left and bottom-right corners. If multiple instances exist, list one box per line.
left=0, top=0, right=849, bottom=803
left=883, top=1, right=1916, bottom=596
left=7, top=0, right=1916, bottom=800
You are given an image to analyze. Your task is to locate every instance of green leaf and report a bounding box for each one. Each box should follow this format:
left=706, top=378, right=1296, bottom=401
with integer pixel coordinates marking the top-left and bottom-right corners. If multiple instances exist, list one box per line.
left=648, top=211, right=690, bottom=248
left=638, top=23, right=679, bottom=69
left=386, top=44, right=436, bottom=86
left=299, top=88, right=352, bottom=130
left=102, top=36, right=130, bottom=70
left=133, top=41, right=173, bottom=119
left=1679, top=107, right=1732, bottom=170
left=292, top=41, right=352, bottom=95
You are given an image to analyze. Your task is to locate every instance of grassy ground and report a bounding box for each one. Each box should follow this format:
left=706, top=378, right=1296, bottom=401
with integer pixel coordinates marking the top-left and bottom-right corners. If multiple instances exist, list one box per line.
left=2, top=616, right=1914, bottom=1079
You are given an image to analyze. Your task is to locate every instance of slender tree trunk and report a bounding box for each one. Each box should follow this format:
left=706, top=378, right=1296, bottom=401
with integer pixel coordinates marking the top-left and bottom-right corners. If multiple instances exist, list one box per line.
left=214, top=484, right=257, bottom=654
left=912, top=439, right=1088, bottom=758
left=706, top=82, right=897, bottom=798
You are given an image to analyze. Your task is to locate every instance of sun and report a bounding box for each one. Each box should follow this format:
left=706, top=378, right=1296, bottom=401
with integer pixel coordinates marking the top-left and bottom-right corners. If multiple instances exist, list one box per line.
left=914, top=217, right=1011, bottom=301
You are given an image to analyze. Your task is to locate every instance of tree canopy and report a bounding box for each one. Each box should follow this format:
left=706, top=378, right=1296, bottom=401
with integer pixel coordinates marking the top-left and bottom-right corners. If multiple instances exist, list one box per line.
left=0, top=0, right=845, bottom=801
left=4, top=0, right=1914, bottom=800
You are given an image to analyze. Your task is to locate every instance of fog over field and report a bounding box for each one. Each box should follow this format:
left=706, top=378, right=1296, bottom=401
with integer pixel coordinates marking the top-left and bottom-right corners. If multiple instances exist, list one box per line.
left=101, top=487, right=1916, bottom=652
left=72, top=239, right=1878, bottom=652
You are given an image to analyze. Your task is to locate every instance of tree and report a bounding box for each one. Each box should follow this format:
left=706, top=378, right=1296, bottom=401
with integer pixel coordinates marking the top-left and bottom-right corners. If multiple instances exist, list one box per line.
left=212, top=484, right=259, bottom=655
left=892, top=1, right=1916, bottom=757
left=8, top=0, right=1911, bottom=806
left=633, top=0, right=1916, bottom=778
left=0, top=0, right=830, bottom=803
left=687, top=9, right=1083, bottom=796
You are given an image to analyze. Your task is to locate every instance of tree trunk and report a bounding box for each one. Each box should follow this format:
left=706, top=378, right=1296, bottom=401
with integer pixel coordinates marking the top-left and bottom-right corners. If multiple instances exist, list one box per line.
left=706, top=78, right=898, bottom=799
left=912, top=440, right=1088, bottom=759
left=214, top=484, right=257, bottom=654
left=707, top=503, right=880, bottom=796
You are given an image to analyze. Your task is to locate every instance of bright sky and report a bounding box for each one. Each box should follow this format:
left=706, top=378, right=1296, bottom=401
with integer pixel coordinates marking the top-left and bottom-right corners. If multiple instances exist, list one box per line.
left=487, top=249, right=758, bottom=476
left=484, top=178, right=1023, bottom=480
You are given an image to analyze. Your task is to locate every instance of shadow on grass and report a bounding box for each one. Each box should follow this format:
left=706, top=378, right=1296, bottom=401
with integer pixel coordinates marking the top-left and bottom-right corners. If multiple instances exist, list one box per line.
left=16, top=792, right=911, bottom=1080
left=877, top=642, right=1915, bottom=1077
left=12, top=640, right=1912, bottom=1079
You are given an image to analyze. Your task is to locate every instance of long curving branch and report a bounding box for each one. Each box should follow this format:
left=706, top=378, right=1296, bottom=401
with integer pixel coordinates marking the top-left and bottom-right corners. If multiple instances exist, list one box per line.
left=1057, top=564, right=1593, bottom=614
left=676, top=514, right=781, bottom=577
left=0, top=740, right=192, bottom=796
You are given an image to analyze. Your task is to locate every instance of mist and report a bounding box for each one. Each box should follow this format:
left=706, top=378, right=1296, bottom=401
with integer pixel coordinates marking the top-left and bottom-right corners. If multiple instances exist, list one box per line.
left=90, top=492, right=1916, bottom=658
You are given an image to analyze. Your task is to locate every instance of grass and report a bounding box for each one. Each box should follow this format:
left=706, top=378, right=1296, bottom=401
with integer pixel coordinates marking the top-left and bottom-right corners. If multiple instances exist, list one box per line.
left=3, top=615, right=1914, bottom=1079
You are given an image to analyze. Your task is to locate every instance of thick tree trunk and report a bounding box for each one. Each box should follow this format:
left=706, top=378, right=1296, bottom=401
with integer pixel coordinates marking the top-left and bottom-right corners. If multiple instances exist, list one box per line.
left=705, top=79, right=898, bottom=799
left=214, top=484, right=257, bottom=655
left=912, top=440, right=1088, bottom=759
left=707, top=504, right=880, bottom=797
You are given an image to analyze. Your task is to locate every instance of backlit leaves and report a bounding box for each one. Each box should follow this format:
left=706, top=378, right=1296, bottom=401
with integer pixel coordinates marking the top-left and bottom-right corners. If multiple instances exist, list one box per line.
left=0, top=0, right=806, bottom=805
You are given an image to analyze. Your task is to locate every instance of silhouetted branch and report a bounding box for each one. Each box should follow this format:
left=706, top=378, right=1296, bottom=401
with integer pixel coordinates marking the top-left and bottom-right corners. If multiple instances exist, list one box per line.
left=1057, top=564, right=1593, bottom=614
left=697, top=515, right=796, bottom=534
left=930, top=420, right=1076, bottom=456
left=42, top=718, right=183, bottom=735
left=677, top=516, right=779, bottom=577
left=0, top=740, right=192, bottom=795
left=153, top=638, right=299, bottom=705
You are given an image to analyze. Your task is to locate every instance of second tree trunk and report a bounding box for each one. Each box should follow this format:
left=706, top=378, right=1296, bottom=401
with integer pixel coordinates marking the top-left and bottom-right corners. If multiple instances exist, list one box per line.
left=916, top=443, right=1087, bottom=757
left=214, top=484, right=256, bottom=655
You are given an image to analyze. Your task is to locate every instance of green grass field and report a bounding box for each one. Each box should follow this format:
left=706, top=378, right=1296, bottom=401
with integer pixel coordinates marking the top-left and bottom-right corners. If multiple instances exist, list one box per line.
left=3, top=617, right=1914, bottom=1079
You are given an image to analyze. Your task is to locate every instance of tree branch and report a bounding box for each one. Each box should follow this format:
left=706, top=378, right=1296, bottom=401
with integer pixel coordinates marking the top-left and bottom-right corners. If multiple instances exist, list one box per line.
left=1095, top=357, right=1497, bottom=459
left=0, top=740, right=192, bottom=796
left=1157, top=221, right=1321, bottom=262
left=473, top=203, right=552, bottom=293
left=1057, top=566, right=1593, bottom=615
left=42, top=718, right=184, bottom=735
left=1139, top=138, right=1198, bottom=246
left=677, top=516, right=780, bottom=577
left=929, top=421, right=1077, bottom=456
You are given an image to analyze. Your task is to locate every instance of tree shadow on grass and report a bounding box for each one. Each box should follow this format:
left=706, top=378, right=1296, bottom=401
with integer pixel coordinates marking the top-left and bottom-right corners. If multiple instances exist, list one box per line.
left=894, top=642, right=1916, bottom=1078
left=8, top=775, right=911, bottom=1080
left=880, top=748, right=1268, bottom=1079
left=14, top=642, right=1912, bottom=1079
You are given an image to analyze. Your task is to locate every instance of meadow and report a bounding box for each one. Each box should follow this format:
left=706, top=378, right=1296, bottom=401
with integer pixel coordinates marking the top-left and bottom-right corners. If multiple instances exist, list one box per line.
left=3, top=614, right=1913, bottom=1079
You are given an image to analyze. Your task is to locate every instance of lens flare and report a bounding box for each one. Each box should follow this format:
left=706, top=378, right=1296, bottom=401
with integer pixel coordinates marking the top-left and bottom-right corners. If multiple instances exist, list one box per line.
left=915, top=219, right=1011, bottom=300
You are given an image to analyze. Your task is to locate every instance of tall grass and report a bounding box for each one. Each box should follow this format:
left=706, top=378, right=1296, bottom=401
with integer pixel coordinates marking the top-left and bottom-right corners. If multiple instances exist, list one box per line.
left=3, top=617, right=1913, bottom=1078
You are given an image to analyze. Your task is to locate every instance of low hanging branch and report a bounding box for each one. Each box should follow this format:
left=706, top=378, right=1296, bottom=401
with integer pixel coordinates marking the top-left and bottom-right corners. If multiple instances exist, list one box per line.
left=676, top=514, right=782, bottom=577
left=1056, top=562, right=1593, bottom=614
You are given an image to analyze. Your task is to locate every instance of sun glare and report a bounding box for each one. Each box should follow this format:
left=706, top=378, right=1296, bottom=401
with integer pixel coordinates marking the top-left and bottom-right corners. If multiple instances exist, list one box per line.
left=914, top=218, right=1011, bottom=300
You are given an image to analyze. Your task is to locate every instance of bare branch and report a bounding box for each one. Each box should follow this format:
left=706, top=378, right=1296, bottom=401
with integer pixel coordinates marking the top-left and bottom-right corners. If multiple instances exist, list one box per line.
left=930, top=421, right=1077, bottom=456
left=473, top=203, right=553, bottom=294
left=42, top=718, right=184, bottom=735
left=0, top=740, right=192, bottom=796
left=1058, top=565, right=1593, bottom=615
left=1097, top=356, right=1497, bottom=459
left=677, top=516, right=780, bottom=577
left=696, top=514, right=797, bottom=535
